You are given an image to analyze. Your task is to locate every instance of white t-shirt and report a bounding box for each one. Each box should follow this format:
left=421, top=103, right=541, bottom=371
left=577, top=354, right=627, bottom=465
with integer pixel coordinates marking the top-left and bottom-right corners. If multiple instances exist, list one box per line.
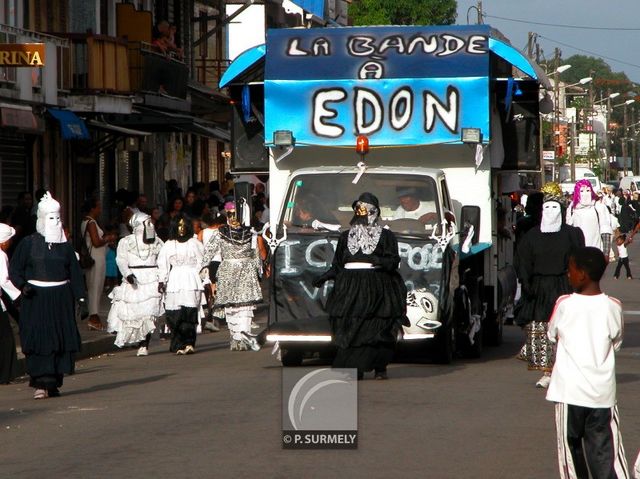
left=546, top=293, right=623, bottom=408
left=617, top=243, right=628, bottom=259
left=393, top=201, right=435, bottom=220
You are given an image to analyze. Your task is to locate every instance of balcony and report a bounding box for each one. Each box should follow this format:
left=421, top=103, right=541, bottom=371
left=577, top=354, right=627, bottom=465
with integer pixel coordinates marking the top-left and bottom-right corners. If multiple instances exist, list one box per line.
left=193, top=57, right=231, bottom=89
left=55, top=33, right=130, bottom=94
left=128, top=41, right=188, bottom=99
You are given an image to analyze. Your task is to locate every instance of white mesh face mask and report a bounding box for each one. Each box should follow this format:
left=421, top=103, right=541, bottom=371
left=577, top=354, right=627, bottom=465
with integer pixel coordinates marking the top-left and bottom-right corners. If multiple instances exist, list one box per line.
left=36, top=192, right=66, bottom=243
left=579, top=186, right=593, bottom=207
left=540, top=201, right=562, bottom=233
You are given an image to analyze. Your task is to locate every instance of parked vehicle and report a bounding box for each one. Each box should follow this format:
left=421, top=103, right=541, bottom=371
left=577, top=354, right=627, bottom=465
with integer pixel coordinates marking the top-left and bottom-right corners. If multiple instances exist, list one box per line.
left=619, top=176, right=640, bottom=192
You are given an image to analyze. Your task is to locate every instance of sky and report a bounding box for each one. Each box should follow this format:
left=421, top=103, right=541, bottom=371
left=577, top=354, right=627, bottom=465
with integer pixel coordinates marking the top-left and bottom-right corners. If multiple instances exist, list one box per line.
left=455, top=0, right=640, bottom=84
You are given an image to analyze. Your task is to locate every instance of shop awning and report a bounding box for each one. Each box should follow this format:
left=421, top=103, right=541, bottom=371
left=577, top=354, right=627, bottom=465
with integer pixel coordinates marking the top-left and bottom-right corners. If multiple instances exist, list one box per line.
left=219, top=44, right=265, bottom=88
left=0, top=104, right=43, bottom=133
left=87, top=120, right=152, bottom=136
left=179, top=121, right=231, bottom=141
left=47, top=108, right=90, bottom=140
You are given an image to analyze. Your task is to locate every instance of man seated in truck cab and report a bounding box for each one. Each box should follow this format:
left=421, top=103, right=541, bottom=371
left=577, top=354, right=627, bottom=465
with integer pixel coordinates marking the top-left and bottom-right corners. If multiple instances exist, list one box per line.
left=286, top=195, right=338, bottom=230
left=393, top=186, right=438, bottom=224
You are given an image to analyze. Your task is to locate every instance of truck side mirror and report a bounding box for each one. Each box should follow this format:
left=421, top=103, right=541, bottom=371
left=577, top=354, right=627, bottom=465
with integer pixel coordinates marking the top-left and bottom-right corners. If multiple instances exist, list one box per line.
left=460, top=205, right=480, bottom=246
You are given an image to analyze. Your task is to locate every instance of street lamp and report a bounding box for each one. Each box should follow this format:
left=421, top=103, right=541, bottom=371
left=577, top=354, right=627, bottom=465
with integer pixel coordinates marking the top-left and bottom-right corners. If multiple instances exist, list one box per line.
left=613, top=99, right=636, bottom=176
left=566, top=77, right=593, bottom=88
left=565, top=77, right=593, bottom=181
left=589, top=92, right=621, bottom=181
left=553, top=64, right=572, bottom=181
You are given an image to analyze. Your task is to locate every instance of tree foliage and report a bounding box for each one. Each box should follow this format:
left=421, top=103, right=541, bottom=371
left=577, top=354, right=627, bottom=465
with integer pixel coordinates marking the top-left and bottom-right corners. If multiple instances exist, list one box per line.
left=349, top=0, right=457, bottom=26
left=557, top=54, right=633, bottom=95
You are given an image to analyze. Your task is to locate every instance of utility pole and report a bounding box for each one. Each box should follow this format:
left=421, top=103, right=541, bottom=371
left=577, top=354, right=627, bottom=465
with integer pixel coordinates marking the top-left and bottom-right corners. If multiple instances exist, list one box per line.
left=476, top=1, right=483, bottom=24
left=632, top=109, right=637, bottom=175
left=553, top=47, right=561, bottom=182
left=623, top=102, right=629, bottom=177
left=569, top=120, right=576, bottom=181
left=605, top=89, right=613, bottom=182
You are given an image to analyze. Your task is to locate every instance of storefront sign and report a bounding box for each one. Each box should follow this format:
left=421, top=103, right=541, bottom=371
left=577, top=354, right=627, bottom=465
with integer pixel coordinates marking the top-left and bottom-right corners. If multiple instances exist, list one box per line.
left=0, top=43, right=45, bottom=67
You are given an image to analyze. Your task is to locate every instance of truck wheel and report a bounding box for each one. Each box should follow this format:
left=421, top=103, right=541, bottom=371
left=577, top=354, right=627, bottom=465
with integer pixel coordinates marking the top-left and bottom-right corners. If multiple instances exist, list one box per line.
left=281, top=348, right=304, bottom=367
left=483, top=311, right=503, bottom=347
left=433, top=321, right=455, bottom=364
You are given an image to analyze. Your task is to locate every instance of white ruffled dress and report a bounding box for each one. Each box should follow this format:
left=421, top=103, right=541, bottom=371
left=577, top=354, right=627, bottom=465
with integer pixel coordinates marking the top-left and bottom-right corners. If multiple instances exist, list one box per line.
left=107, top=235, right=164, bottom=347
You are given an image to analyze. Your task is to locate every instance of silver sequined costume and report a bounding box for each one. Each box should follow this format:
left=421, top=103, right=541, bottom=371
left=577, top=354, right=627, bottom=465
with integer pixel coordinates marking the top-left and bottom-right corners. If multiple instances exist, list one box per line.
left=202, top=227, right=262, bottom=308
left=202, top=226, right=262, bottom=348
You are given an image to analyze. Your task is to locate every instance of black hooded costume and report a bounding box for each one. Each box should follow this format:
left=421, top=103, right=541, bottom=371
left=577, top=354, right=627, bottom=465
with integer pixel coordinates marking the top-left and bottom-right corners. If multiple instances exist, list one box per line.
left=314, top=192, right=408, bottom=378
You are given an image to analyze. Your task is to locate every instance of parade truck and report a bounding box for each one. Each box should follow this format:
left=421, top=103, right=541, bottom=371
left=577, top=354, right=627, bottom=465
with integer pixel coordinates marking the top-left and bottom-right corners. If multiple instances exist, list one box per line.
left=220, top=24, right=550, bottom=365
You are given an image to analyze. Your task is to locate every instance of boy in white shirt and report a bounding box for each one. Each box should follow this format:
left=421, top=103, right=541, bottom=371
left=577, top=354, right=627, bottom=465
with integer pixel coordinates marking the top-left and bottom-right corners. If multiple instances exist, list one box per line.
left=547, top=246, right=629, bottom=479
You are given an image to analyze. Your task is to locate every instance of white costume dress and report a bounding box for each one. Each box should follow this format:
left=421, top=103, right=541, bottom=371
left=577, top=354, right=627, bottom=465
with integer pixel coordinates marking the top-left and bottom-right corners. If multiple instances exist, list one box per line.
left=107, top=220, right=164, bottom=347
left=157, top=238, right=204, bottom=311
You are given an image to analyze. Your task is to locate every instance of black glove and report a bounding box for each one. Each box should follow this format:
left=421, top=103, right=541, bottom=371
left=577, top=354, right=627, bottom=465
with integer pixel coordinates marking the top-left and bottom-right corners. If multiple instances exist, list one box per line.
left=21, top=283, right=34, bottom=298
left=126, top=274, right=136, bottom=285
left=78, top=298, right=89, bottom=320
left=158, top=282, right=166, bottom=294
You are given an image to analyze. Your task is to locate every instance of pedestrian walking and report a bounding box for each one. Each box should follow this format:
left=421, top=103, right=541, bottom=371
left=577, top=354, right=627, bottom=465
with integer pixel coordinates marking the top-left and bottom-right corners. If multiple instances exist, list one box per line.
left=9, top=193, right=88, bottom=399
left=201, top=202, right=262, bottom=351
left=613, top=234, right=633, bottom=280
left=0, top=224, right=20, bottom=384
left=546, top=246, right=629, bottom=479
left=514, top=182, right=585, bottom=388
left=313, top=192, right=408, bottom=380
left=157, top=214, right=204, bottom=355
left=107, top=212, right=164, bottom=356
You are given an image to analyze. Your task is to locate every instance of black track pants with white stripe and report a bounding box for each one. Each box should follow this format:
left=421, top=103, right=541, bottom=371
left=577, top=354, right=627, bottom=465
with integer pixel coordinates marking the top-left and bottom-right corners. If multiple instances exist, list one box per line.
left=555, top=403, right=629, bottom=479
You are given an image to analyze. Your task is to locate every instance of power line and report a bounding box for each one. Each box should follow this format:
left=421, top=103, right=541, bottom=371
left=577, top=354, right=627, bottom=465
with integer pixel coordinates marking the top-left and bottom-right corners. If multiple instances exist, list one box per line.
left=537, top=34, right=640, bottom=71
left=484, top=14, right=640, bottom=31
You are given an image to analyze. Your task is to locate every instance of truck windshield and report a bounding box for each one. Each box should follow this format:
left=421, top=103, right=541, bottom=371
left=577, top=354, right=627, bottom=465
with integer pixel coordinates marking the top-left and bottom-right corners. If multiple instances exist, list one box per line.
left=282, top=173, right=440, bottom=237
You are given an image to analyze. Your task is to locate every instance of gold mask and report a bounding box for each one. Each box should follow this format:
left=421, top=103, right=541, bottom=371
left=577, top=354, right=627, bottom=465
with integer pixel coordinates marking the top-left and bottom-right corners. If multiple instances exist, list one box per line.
left=356, top=203, right=368, bottom=217
left=177, top=218, right=187, bottom=237
left=227, top=210, right=240, bottom=228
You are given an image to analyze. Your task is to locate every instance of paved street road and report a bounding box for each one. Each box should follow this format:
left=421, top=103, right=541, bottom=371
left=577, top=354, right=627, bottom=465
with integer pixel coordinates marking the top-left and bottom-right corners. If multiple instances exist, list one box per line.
left=2, top=271, right=640, bottom=478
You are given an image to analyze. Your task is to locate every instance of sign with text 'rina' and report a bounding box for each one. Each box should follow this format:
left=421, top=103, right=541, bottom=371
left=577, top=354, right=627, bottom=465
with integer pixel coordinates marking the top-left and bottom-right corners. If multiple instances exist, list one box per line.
left=264, top=25, right=491, bottom=147
left=0, top=43, right=45, bottom=66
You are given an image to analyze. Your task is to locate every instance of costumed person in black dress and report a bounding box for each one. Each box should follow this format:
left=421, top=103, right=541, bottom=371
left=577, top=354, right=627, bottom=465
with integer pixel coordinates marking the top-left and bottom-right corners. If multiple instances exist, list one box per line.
left=201, top=201, right=262, bottom=351
left=514, top=183, right=584, bottom=389
left=0, top=224, right=21, bottom=384
left=9, top=193, right=87, bottom=399
left=157, top=213, right=204, bottom=355
left=313, top=192, right=408, bottom=380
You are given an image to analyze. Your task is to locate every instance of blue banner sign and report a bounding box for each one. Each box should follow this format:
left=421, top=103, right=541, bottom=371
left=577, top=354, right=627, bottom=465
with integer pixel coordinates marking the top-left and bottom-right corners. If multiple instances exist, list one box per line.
left=265, top=26, right=492, bottom=147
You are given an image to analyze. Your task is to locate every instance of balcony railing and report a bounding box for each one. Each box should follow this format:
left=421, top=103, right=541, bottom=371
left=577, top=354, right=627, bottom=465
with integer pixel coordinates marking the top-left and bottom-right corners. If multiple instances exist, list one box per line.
left=127, top=41, right=188, bottom=99
left=193, top=58, right=231, bottom=88
left=54, top=33, right=130, bottom=94
left=0, top=23, right=70, bottom=92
